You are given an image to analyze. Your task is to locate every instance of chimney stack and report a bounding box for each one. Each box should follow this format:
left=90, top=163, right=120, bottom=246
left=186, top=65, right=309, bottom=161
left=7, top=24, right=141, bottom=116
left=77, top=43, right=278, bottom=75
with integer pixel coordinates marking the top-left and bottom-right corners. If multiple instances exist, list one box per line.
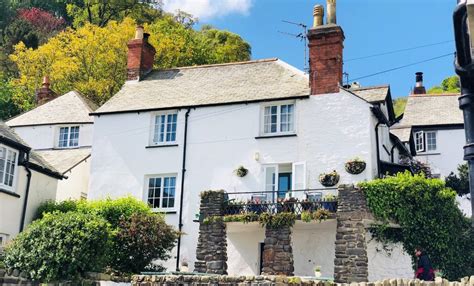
left=36, top=76, right=57, bottom=105
left=127, top=26, right=156, bottom=81
left=307, top=0, right=345, bottom=95
left=412, top=72, right=426, bottom=95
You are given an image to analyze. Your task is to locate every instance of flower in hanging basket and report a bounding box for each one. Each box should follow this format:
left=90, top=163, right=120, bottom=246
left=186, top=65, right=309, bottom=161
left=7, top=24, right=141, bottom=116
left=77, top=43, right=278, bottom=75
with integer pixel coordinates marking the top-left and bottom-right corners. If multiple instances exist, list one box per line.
left=234, top=166, right=248, bottom=177
left=319, top=170, right=340, bottom=187
left=345, top=158, right=366, bottom=175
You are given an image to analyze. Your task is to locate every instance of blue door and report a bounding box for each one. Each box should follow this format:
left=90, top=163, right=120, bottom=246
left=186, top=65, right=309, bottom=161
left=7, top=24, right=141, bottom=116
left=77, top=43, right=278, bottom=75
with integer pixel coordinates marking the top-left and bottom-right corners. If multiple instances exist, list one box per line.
left=278, top=173, right=292, bottom=199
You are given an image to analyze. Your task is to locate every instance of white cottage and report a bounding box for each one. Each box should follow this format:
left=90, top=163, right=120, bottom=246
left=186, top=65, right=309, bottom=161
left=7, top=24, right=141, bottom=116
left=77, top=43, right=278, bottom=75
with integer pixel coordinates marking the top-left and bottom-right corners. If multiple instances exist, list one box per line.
left=0, top=122, right=62, bottom=248
left=88, top=3, right=412, bottom=280
left=6, top=78, right=96, bottom=201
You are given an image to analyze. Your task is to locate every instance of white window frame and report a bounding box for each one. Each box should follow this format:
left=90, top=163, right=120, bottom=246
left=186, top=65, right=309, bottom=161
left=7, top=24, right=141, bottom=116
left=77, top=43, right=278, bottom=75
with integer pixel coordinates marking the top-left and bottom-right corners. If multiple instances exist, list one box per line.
left=425, top=131, right=437, bottom=151
left=144, top=174, right=177, bottom=211
left=415, top=131, right=425, bottom=152
left=260, top=101, right=296, bottom=136
left=0, top=145, right=18, bottom=191
left=56, top=125, right=80, bottom=148
left=150, top=111, right=178, bottom=145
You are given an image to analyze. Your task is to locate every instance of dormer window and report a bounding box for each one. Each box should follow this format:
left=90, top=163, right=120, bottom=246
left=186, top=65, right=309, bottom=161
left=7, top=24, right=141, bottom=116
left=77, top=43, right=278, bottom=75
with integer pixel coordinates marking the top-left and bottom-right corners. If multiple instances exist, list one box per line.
left=414, top=130, right=437, bottom=153
left=58, top=126, right=80, bottom=148
left=261, top=102, right=295, bottom=135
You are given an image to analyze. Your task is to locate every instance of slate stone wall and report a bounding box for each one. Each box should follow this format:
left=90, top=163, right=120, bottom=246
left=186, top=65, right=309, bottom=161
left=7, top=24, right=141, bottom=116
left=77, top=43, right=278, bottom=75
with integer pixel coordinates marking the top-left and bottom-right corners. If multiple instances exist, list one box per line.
left=194, top=190, right=228, bottom=275
left=334, top=184, right=371, bottom=283
left=262, top=225, right=294, bottom=276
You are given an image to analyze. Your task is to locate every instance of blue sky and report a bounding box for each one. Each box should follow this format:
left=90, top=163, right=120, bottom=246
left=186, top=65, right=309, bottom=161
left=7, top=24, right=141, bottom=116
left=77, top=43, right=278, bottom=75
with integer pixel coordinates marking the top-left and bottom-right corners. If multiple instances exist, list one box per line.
left=164, top=0, right=457, bottom=98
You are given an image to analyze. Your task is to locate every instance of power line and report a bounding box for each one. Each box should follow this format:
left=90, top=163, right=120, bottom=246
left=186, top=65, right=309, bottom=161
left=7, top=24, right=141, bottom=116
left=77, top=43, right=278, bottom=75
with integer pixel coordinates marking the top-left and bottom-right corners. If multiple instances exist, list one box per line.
left=345, top=40, right=454, bottom=62
left=348, top=52, right=454, bottom=82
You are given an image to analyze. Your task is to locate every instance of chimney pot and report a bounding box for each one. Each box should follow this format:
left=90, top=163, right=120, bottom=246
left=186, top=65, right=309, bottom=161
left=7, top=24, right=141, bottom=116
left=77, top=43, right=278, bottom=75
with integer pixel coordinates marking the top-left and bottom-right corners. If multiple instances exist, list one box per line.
left=127, top=28, right=156, bottom=81
left=36, top=76, right=57, bottom=104
left=42, top=76, right=50, bottom=87
left=412, top=72, right=426, bottom=95
left=327, top=0, right=337, bottom=24
left=135, top=26, right=144, bottom=39
left=313, top=5, right=324, bottom=27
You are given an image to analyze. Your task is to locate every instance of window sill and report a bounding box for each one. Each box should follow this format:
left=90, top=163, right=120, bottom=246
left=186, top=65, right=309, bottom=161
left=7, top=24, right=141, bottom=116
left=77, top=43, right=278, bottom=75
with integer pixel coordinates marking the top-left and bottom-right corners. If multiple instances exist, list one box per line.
left=152, top=209, right=177, bottom=214
left=255, top=134, right=297, bottom=139
left=146, top=144, right=179, bottom=149
left=416, top=152, right=441, bottom=156
left=0, top=188, right=20, bottom=198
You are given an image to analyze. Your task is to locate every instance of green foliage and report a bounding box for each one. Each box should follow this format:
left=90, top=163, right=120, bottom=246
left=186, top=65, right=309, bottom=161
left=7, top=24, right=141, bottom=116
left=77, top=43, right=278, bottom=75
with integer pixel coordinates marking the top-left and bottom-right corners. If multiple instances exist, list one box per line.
left=222, top=212, right=259, bottom=223
left=4, top=212, right=111, bottom=282
left=110, top=212, right=178, bottom=273
left=359, top=172, right=473, bottom=280
left=428, top=76, right=460, bottom=94
left=0, top=73, right=21, bottom=119
left=393, top=97, right=407, bottom=117
left=259, top=212, right=296, bottom=229
left=445, top=163, right=470, bottom=196
left=301, top=211, right=312, bottom=222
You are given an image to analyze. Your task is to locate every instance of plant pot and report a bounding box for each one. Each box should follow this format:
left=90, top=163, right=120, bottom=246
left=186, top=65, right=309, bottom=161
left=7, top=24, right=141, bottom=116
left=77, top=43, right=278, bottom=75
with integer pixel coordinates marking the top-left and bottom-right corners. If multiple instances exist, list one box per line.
left=301, top=202, right=313, bottom=211
left=319, top=172, right=340, bottom=187
left=345, top=161, right=366, bottom=175
left=322, top=201, right=337, bottom=212
left=314, top=271, right=321, bottom=278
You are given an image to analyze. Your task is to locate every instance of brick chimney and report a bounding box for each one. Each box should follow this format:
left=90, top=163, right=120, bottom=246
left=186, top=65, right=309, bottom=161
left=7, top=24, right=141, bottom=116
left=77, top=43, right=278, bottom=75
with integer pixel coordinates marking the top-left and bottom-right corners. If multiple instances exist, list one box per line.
left=36, top=76, right=57, bottom=105
left=412, top=72, right=426, bottom=95
left=307, top=1, right=345, bottom=95
left=127, top=26, right=156, bottom=81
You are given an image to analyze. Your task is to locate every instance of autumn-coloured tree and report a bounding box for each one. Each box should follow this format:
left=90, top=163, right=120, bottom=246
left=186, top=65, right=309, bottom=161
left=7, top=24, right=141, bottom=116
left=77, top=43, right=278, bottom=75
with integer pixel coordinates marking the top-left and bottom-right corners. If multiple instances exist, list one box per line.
left=18, top=8, right=65, bottom=36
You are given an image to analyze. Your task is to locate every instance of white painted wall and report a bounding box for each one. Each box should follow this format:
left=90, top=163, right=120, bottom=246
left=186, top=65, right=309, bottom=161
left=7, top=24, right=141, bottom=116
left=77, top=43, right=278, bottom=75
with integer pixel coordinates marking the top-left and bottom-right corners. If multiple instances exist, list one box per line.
left=56, top=158, right=90, bottom=201
left=292, top=220, right=336, bottom=277
left=367, top=233, right=413, bottom=281
left=0, top=165, right=58, bottom=244
left=12, top=124, right=94, bottom=150
left=414, top=128, right=465, bottom=178
left=89, top=91, right=387, bottom=272
left=227, top=222, right=265, bottom=275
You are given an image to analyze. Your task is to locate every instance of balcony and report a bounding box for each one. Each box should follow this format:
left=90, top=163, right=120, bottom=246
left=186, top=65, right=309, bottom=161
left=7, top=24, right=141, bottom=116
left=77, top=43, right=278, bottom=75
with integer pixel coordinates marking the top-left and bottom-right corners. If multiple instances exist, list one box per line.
left=222, top=189, right=338, bottom=218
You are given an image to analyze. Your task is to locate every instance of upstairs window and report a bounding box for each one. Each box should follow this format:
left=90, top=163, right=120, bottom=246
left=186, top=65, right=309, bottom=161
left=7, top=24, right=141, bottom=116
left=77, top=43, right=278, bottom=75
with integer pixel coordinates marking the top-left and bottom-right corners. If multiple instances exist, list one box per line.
left=414, top=130, right=437, bottom=153
left=58, top=126, right=80, bottom=148
left=262, top=103, right=295, bottom=135
left=153, top=113, right=177, bottom=144
left=147, top=175, right=176, bottom=209
left=0, top=146, right=17, bottom=189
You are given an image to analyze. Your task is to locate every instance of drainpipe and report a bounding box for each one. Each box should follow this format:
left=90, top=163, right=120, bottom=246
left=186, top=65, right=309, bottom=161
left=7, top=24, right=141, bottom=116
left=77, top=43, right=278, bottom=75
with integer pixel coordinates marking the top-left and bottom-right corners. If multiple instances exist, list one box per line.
left=176, top=108, right=191, bottom=271
left=19, top=153, right=32, bottom=232
left=390, top=144, right=397, bottom=163
left=375, top=122, right=382, bottom=177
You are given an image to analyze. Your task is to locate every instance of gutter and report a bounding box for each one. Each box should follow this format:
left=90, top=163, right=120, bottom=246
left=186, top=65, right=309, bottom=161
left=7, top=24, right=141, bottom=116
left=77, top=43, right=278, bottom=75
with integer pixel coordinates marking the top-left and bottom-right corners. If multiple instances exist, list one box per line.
left=19, top=153, right=32, bottom=232
left=176, top=108, right=191, bottom=271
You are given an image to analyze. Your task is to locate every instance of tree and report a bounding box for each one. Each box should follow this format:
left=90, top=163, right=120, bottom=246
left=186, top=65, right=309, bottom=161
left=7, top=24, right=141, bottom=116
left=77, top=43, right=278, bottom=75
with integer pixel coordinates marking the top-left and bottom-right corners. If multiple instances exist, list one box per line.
left=393, top=97, right=407, bottom=117
left=18, top=8, right=65, bottom=42
left=66, top=0, right=163, bottom=28
left=9, top=16, right=251, bottom=111
left=0, top=73, right=21, bottom=119
left=445, top=163, right=470, bottom=196
left=428, top=75, right=461, bottom=94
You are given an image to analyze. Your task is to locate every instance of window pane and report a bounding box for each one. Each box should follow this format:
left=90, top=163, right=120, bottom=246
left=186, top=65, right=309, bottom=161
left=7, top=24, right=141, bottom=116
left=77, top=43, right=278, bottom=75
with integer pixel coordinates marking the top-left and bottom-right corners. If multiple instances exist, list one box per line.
left=280, top=104, right=294, bottom=132
left=68, top=126, right=80, bottom=147
left=162, top=176, right=176, bottom=208
left=147, top=177, right=161, bottom=208
left=154, top=115, right=165, bottom=143
left=0, top=147, right=5, bottom=184
left=58, top=127, right=69, bottom=147
left=426, top=132, right=437, bottom=151
left=5, top=150, right=16, bottom=187
left=166, top=114, right=177, bottom=142
left=264, top=106, right=278, bottom=134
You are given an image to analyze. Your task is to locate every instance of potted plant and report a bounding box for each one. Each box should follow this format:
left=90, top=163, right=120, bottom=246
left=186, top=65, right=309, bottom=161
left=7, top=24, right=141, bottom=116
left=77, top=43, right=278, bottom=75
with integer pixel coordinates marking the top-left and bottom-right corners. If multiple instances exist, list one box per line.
left=319, top=170, right=340, bottom=187
left=277, top=197, right=297, bottom=213
left=300, top=198, right=313, bottom=211
left=322, top=194, right=337, bottom=212
left=314, top=265, right=322, bottom=278
left=345, top=157, right=366, bottom=174
left=234, top=166, right=248, bottom=177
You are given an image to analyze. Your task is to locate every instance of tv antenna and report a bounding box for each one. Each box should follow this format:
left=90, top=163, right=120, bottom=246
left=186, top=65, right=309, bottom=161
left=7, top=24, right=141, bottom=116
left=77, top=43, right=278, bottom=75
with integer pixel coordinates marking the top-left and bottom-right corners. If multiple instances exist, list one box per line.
left=278, top=19, right=308, bottom=72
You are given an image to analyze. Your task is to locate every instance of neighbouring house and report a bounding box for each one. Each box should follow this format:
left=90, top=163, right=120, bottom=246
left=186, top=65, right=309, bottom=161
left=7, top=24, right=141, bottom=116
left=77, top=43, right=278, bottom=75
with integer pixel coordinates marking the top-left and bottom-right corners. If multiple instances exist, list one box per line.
left=6, top=77, right=96, bottom=201
left=88, top=2, right=412, bottom=281
left=391, top=72, right=470, bottom=216
left=0, top=122, right=63, bottom=248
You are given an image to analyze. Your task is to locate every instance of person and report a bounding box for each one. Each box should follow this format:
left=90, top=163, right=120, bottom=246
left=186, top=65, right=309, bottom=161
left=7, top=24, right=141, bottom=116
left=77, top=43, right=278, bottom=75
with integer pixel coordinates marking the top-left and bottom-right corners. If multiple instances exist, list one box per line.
left=415, top=247, right=435, bottom=281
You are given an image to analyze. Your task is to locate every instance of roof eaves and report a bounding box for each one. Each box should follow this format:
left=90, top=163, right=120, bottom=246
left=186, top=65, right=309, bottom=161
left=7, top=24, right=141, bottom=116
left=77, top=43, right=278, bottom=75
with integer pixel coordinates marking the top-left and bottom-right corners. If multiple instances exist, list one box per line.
left=339, top=86, right=371, bottom=104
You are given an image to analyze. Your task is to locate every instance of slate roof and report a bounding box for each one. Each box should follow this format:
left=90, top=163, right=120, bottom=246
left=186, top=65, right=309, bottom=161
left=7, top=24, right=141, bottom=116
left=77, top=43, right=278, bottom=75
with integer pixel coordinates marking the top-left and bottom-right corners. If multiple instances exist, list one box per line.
left=7, top=91, right=97, bottom=127
left=398, top=94, right=462, bottom=127
left=35, top=148, right=91, bottom=174
left=93, top=58, right=311, bottom=114
left=0, top=122, right=61, bottom=177
left=351, top=85, right=389, bottom=103
left=390, top=127, right=412, bottom=142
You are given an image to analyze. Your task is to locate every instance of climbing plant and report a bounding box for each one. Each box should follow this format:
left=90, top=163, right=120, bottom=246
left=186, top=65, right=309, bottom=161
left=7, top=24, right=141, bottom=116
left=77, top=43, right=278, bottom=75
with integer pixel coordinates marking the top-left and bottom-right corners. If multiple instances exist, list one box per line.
left=359, top=172, right=473, bottom=280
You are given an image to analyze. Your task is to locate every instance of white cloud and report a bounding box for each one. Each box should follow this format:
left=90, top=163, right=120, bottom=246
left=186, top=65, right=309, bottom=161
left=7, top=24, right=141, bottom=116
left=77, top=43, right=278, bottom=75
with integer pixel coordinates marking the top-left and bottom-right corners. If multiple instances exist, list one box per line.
left=162, top=0, right=253, bottom=20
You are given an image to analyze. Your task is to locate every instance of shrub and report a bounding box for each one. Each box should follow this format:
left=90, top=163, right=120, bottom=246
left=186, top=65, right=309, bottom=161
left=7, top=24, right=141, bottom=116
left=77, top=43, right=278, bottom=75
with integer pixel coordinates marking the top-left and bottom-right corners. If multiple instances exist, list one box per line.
left=109, top=213, right=178, bottom=273
left=34, top=199, right=79, bottom=220
left=4, top=212, right=111, bottom=282
left=445, top=163, right=469, bottom=196
left=359, top=171, right=473, bottom=280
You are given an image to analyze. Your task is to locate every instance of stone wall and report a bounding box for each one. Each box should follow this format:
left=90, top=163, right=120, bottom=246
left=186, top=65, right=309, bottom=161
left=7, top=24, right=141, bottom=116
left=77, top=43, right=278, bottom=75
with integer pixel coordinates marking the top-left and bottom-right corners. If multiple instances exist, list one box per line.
left=132, top=274, right=474, bottom=286
left=334, top=184, right=372, bottom=283
left=262, top=225, right=294, bottom=276
left=194, top=190, right=228, bottom=274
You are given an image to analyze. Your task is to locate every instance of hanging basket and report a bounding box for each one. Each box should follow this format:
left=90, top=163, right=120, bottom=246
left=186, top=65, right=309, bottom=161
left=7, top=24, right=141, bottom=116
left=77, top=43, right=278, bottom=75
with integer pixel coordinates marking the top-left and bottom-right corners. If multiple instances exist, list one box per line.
left=319, top=170, right=340, bottom=187
left=234, top=166, right=248, bottom=177
left=345, top=159, right=366, bottom=175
